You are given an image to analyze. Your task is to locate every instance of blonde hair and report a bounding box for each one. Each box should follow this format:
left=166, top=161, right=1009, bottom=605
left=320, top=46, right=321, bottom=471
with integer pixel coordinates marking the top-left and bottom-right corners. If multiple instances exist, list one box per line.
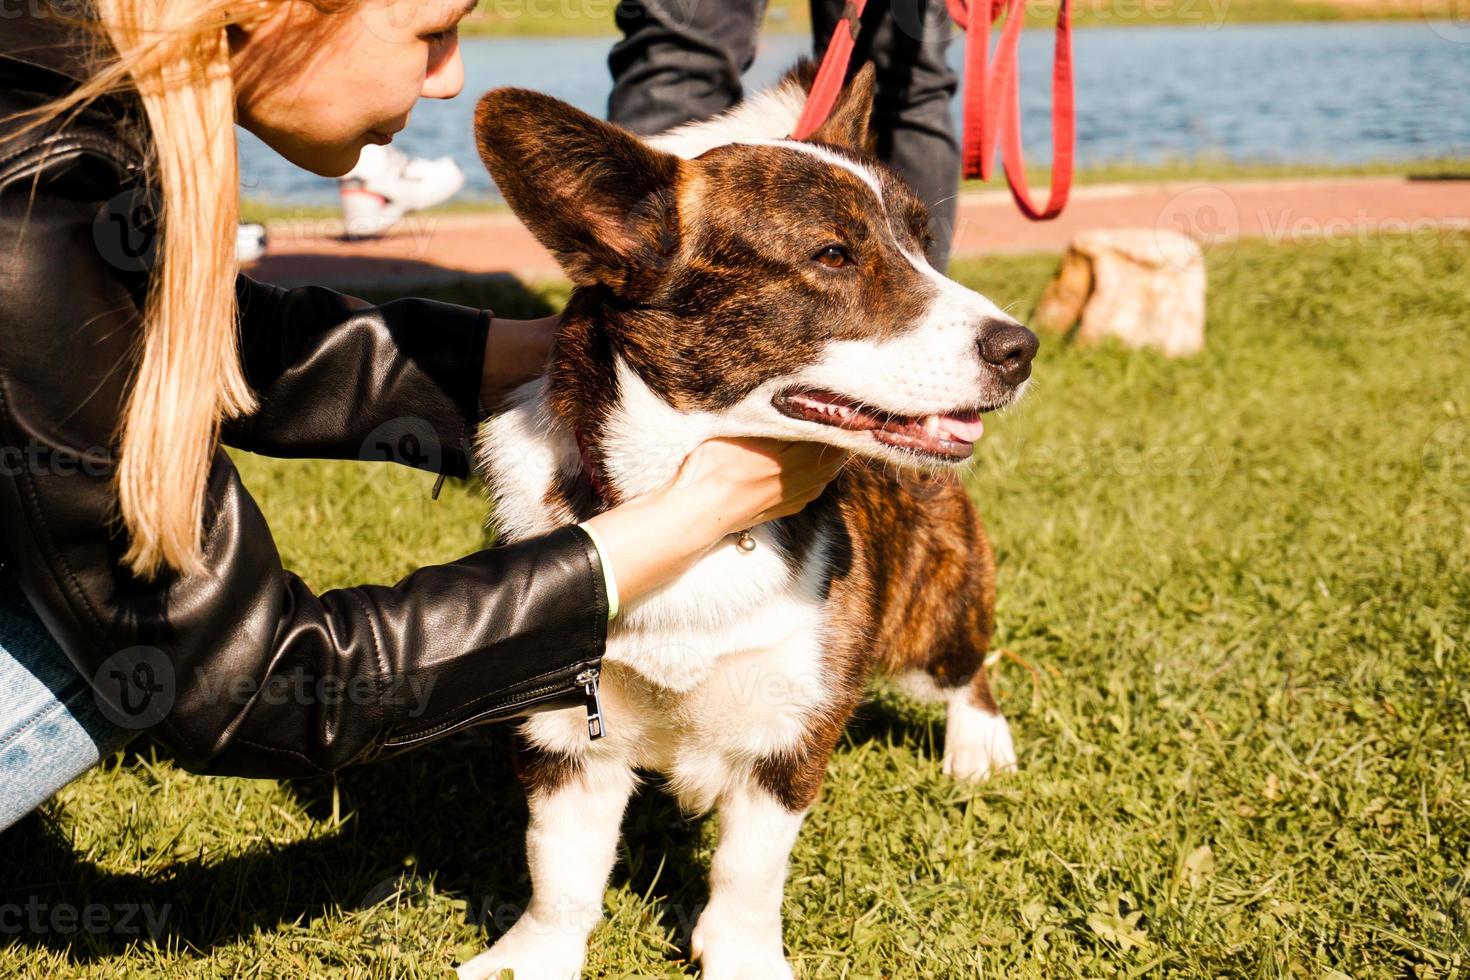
left=25, top=0, right=353, bottom=580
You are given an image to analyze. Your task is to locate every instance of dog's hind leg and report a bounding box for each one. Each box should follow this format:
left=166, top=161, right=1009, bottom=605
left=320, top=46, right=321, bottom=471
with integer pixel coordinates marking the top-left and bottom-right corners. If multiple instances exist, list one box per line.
left=941, top=668, right=1018, bottom=780
left=894, top=596, right=1018, bottom=781
left=691, top=775, right=809, bottom=980
left=941, top=593, right=1018, bottom=780
left=895, top=664, right=1017, bottom=780
left=457, top=751, right=635, bottom=980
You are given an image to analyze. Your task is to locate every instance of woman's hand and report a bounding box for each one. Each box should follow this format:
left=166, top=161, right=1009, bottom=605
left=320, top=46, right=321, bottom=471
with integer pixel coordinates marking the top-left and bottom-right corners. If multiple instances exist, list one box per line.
left=481, top=313, right=559, bottom=409
left=580, top=438, right=848, bottom=609
left=665, top=437, right=848, bottom=535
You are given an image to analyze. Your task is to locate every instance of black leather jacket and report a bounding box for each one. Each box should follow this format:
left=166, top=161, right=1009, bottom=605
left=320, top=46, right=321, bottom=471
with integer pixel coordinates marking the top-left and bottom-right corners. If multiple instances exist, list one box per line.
left=0, top=15, right=607, bottom=777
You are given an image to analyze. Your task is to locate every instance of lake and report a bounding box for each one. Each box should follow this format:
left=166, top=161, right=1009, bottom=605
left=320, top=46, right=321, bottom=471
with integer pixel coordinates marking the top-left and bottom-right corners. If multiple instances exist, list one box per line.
left=238, top=21, right=1470, bottom=204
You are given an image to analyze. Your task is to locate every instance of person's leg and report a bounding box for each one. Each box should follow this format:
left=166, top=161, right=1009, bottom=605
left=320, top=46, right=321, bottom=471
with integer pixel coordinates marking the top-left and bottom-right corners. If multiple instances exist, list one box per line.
left=0, top=583, right=134, bottom=832
left=812, top=0, right=961, bottom=271
left=608, top=0, right=769, bottom=135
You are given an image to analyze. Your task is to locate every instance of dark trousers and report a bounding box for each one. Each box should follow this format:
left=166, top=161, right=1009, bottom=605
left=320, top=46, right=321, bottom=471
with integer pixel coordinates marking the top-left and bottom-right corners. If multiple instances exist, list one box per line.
left=608, top=0, right=960, bottom=271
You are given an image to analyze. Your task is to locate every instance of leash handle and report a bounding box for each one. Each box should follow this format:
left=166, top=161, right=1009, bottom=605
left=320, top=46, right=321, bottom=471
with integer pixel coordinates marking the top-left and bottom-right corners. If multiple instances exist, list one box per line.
left=796, top=0, right=1075, bottom=222
left=951, top=0, right=1075, bottom=219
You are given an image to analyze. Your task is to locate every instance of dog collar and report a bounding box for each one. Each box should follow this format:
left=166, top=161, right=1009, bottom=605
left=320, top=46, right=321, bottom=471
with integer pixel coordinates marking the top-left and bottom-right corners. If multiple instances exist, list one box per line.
left=573, top=426, right=608, bottom=505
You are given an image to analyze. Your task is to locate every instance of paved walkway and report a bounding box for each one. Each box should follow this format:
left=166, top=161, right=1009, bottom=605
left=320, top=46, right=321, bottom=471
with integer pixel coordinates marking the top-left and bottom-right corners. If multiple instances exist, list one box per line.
left=247, top=175, right=1469, bottom=288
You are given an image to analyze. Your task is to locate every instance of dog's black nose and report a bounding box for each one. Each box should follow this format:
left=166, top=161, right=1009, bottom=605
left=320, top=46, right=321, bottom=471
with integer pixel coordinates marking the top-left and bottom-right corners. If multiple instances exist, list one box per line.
left=977, top=320, right=1039, bottom=385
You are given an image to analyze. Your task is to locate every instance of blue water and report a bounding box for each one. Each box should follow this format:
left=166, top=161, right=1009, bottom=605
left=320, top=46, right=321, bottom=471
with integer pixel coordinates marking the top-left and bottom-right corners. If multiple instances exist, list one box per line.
left=237, top=21, right=1470, bottom=204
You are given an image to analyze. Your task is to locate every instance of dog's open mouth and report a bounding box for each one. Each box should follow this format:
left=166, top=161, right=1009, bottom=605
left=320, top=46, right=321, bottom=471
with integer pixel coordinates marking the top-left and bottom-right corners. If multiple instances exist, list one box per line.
left=773, top=388, right=989, bottom=460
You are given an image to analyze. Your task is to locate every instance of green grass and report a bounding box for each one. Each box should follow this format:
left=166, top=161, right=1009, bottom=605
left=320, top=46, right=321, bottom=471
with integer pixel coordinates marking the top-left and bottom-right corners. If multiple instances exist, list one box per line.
left=240, top=157, right=1470, bottom=226
left=239, top=196, right=512, bottom=226
left=456, top=0, right=1466, bottom=36
left=969, top=155, right=1470, bottom=194
left=3, top=232, right=1469, bottom=977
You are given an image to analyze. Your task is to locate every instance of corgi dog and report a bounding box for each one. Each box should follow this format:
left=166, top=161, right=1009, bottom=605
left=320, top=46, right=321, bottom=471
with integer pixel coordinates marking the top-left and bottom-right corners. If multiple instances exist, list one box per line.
left=460, top=64, right=1037, bottom=980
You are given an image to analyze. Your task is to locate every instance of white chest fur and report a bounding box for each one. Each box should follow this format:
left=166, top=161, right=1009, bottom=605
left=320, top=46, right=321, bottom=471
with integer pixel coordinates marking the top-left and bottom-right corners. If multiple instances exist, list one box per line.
left=474, top=370, right=840, bottom=806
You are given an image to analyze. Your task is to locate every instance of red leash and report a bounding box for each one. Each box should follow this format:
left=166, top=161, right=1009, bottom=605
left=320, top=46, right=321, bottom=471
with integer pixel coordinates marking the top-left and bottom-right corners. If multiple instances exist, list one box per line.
left=791, top=0, right=1075, bottom=221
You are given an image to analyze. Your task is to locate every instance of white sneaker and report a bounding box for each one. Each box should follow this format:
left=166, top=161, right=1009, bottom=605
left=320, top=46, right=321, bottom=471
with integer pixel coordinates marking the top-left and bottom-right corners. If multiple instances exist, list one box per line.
left=339, top=143, right=465, bottom=240
left=237, top=222, right=267, bottom=264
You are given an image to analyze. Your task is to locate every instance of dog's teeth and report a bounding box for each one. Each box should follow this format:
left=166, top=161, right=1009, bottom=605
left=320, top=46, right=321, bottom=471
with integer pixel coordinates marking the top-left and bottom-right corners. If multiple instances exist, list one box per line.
left=923, top=414, right=941, bottom=436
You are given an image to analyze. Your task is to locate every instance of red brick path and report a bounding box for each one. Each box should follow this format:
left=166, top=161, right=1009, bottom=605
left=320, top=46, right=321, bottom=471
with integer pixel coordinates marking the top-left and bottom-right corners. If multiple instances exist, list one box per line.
left=248, top=176, right=1468, bottom=288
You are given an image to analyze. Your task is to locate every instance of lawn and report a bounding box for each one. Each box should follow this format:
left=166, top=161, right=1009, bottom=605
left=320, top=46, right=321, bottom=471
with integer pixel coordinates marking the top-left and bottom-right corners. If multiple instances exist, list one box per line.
left=2, top=232, right=1468, bottom=978
left=240, top=158, right=1470, bottom=226
left=459, top=0, right=1467, bottom=36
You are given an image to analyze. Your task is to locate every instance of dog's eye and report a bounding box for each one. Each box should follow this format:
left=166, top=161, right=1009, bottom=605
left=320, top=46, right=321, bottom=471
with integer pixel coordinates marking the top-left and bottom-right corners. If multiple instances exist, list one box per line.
left=813, top=245, right=852, bottom=269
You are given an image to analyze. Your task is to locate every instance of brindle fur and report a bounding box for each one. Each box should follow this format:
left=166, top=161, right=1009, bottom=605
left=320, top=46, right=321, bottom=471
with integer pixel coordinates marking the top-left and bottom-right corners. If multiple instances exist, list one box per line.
left=464, top=63, right=1020, bottom=978
left=477, top=72, right=1002, bottom=812
left=535, top=312, right=1000, bottom=811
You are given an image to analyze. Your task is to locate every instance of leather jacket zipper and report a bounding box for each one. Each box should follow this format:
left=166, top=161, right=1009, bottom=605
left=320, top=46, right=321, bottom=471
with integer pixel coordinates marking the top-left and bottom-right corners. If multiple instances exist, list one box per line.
left=379, top=664, right=604, bottom=752
left=580, top=667, right=605, bottom=740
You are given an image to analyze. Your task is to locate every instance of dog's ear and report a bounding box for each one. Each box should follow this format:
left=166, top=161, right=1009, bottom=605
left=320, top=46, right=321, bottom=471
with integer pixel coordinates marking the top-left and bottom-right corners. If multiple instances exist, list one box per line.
left=474, top=88, right=682, bottom=298
left=803, top=62, right=876, bottom=153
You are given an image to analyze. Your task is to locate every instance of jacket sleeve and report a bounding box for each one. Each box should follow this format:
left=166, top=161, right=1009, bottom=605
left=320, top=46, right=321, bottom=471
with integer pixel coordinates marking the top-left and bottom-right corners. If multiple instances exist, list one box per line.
left=223, top=276, right=492, bottom=479
left=0, top=142, right=607, bottom=777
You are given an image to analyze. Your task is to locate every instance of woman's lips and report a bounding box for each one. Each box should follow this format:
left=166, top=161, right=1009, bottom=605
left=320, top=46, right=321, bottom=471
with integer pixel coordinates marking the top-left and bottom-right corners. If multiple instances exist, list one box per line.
left=365, top=130, right=396, bottom=145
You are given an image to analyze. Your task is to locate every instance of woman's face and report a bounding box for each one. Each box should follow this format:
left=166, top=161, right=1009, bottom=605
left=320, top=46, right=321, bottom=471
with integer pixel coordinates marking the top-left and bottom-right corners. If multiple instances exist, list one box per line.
left=231, top=0, right=474, bottom=176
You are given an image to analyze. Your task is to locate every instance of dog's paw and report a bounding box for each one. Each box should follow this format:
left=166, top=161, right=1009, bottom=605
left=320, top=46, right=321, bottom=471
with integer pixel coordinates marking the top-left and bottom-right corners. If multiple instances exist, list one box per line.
left=691, top=914, right=793, bottom=980
left=696, top=947, right=795, bottom=980
left=943, top=701, right=1018, bottom=781
left=456, top=919, right=586, bottom=980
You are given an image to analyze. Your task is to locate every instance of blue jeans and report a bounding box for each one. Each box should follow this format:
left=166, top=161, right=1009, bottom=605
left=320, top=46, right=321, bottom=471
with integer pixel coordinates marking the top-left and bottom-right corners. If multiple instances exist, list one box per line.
left=0, top=579, right=133, bottom=831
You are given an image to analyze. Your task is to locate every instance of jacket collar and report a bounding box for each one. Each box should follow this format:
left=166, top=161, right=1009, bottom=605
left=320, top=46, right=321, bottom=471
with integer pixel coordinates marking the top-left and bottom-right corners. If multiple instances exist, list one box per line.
left=0, top=10, right=102, bottom=89
left=0, top=8, right=146, bottom=158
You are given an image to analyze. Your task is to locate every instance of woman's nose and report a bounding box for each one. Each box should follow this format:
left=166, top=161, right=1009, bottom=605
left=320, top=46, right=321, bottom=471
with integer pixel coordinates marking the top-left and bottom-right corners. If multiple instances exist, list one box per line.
left=422, top=44, right=465, bottom=100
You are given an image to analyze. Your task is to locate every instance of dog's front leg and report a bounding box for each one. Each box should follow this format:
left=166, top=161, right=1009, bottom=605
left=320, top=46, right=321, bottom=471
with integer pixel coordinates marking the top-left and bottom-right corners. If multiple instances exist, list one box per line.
left=691, top=777, right=807, bottom=980
left=458, top=757, right=635, bottom=980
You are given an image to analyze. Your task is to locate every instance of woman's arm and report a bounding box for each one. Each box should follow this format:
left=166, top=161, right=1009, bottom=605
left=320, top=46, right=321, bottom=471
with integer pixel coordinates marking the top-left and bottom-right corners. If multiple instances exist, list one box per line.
left=0, top=147, right=617, bottom=776
left=480, top=312, right=560, bottom=409
left=225, top=280, right=566, bottom=477
left=224, top=276, right=495, bottom=477
left=584, top=439, right=844, bottom=606
left=0, top=145, right=845, bottom=776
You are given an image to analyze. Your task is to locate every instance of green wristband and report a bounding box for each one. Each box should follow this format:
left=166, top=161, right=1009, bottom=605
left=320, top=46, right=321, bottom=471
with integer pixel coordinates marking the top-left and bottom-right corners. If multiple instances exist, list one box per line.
left=576, top=521, right=620, bottom=622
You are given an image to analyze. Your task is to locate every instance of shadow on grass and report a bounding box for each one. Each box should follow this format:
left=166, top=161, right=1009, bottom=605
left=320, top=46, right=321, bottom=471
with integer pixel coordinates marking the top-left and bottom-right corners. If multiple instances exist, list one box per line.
left=246, top=258, right=564, bottom=319
left=0, top=260, right=943, bottom=959
left=0, top=694, right=942, bottom=966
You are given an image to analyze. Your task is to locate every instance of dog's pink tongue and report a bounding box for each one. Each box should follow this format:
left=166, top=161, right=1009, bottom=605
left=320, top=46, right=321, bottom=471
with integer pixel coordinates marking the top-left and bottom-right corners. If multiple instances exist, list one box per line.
left=937, top=414, right=985, bottom=443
